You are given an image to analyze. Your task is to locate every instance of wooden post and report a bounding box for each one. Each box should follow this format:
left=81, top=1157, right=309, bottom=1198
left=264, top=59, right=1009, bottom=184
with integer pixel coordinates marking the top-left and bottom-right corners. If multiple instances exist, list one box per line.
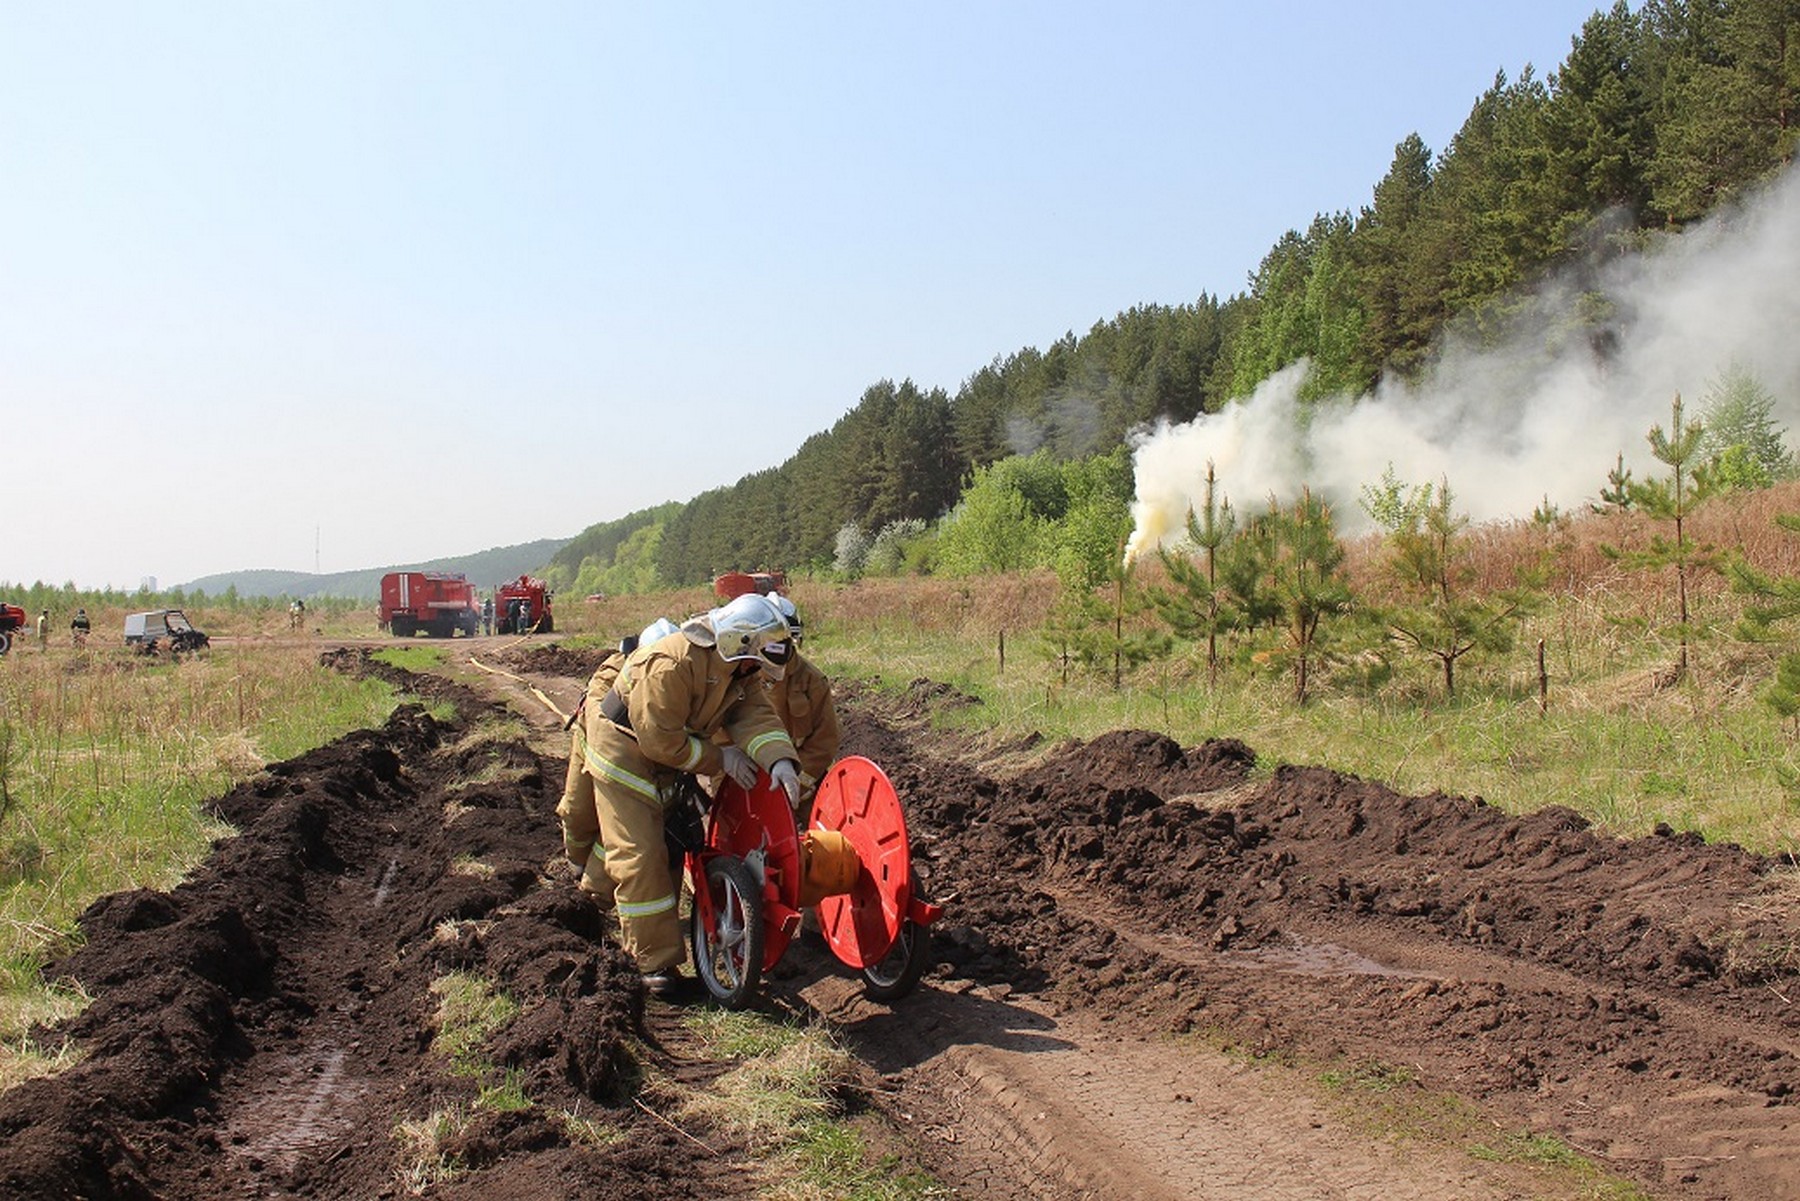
left=998, top=629, right=1005, bottom=675
left=1537, top=638, right=1548, bottom=717
left=1113, top=572, right=1125, bottom=691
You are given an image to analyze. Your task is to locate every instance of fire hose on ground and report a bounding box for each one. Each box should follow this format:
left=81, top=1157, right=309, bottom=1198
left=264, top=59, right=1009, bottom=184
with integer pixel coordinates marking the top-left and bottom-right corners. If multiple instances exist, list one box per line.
left=466, top=655, right=570, bottom=725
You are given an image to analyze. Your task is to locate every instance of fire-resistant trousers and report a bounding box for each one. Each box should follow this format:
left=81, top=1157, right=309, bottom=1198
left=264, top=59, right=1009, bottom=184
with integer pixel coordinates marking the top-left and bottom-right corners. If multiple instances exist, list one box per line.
left=591, top=777, right=685, bottom=972
left=556, top=727, right=614, bottom=907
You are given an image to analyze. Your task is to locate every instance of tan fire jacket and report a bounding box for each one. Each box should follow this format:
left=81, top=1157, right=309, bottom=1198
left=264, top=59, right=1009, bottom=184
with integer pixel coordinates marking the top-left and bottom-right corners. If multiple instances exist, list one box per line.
left=768, top=653, right=840, bottom=786
left=583, top=632, right=796, bottom=804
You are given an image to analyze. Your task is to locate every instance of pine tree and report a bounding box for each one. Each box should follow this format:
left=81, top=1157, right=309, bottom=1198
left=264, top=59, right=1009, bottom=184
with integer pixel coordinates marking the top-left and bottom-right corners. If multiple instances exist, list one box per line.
left=1267, top=491, right=1353, bottom=704
left=1594, top=452, right=1635, bottom=514
left=1698, top=361, right=1795, bottom=486
left=1729, top=512, right=1800, bottom=754
left=1381, top=480, right=1534, bottom=698
left=1604, top=394, right=1718, bottom=681
left=1038, top=562, right=1166, bottom=690
left=1152, top=462, right=1236, bottom=686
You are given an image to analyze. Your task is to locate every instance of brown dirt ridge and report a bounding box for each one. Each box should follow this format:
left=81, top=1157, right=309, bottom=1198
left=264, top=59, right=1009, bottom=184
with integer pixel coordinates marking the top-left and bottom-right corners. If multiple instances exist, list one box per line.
left=2, top=647, right=1797, bottom=1199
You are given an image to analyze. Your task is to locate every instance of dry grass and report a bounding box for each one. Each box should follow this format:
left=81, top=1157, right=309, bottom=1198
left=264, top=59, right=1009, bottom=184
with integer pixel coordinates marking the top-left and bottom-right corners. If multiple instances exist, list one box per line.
left=392, top=1107, right=468, bottom=1194
left=548, top=572, right=1062, bottom=647
left=676, top=1011, right=853, bottom=1150
left=791, top=489, right=1800, bottom=855
left=556, top=586, right=719, bottom=641
left=0, top=640, right=395, bottom=1079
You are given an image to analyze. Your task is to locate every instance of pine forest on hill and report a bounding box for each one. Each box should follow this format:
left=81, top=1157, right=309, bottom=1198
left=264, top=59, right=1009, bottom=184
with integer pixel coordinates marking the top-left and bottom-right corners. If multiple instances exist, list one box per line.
left=548, top=0, right=1800, bottom=599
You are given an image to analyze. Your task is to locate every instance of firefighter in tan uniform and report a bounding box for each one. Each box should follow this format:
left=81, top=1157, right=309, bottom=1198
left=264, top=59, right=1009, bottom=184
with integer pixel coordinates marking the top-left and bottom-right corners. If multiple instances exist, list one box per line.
left=557, top=595, right=801, bottom=997
left=558, top=618, right=680, bottom=901
left=699, top=594, right=841, bottom=817
left=766, top=595, right=840, bottom=821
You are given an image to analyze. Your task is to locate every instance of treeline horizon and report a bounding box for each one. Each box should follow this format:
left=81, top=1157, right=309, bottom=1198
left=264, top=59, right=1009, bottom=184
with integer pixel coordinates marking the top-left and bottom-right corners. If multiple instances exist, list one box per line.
left=549, top=0, right=1799, bottom=598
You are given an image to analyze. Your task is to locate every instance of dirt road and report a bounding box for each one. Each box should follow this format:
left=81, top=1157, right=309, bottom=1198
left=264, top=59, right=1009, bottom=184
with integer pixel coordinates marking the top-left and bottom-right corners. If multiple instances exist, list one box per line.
left=3, top=639, right=1796, bottom=1199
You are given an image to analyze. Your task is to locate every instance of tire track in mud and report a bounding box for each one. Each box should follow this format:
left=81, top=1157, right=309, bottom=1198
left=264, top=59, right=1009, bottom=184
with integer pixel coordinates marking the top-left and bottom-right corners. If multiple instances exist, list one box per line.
left=794, top=950, right=1536, bottom=1201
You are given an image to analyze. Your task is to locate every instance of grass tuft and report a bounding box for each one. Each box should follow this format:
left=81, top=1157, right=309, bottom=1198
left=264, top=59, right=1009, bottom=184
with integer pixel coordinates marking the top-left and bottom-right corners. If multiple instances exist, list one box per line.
left=558, top=1107, right=628, bottom=1148
left=770, top=1123, right=950, bottom=1201
left=1469, top=1132, right=1654, bottom=1200
left=392, top=1107, right=467, bottom=1194
left=677, top=1014, right=848, bottom=1149
left=475, top=1068, right=532, bottom=1113
left=429, top=972, right=519, bottom=1077
left=372, top=645, right=448, bottom=672
left=671, top=1009, right=944, bottom=1196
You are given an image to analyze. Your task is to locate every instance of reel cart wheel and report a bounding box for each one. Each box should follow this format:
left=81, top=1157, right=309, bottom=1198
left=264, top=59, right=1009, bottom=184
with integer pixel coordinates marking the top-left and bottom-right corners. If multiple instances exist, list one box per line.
left=860, top=869, right=933, bottom=1002
left=689, top=855, right=765, bottom=1010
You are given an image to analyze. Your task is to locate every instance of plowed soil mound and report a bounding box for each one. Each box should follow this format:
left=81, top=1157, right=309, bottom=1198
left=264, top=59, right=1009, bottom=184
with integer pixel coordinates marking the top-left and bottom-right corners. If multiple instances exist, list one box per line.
left=830, top=676, right=1800, bottom=1199
left=0, top=656, right=718, bottom=1201
left=3, top=654, right=1798, bottom=1200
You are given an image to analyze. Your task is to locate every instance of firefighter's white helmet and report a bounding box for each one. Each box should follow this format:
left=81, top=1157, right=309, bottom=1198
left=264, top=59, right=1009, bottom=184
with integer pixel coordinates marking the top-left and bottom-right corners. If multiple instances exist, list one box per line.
left=772, top=594, right=804, bottom=645
left=638, top=617, right=679, bottom=646
left=683, top=593, right=792, bottom=678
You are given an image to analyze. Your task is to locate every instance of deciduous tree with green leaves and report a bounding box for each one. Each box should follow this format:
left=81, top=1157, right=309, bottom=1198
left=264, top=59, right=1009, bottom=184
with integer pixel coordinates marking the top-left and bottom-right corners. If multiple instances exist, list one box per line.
left=1358, top=464, right=1437, bottom=534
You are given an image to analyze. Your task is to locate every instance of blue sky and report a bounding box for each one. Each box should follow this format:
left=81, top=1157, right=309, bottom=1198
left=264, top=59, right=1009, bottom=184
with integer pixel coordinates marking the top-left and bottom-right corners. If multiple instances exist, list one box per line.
left=3, top=2, right=1612, bottom=589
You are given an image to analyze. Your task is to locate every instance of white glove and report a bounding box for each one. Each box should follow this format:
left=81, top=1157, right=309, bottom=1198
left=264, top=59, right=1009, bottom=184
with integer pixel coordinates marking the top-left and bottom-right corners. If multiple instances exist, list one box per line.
left=719, top=745, right=759, bottom=790
left=770, top=759, right=801, bottom=808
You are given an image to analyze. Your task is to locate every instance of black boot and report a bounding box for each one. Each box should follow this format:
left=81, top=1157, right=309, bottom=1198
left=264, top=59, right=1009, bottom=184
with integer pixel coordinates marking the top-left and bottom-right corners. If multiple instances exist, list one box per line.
left=641, top=966, right=699, bottom=1001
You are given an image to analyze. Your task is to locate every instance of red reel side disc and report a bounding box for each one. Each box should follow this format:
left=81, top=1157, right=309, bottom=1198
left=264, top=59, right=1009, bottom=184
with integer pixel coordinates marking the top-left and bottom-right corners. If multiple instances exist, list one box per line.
left=811, top=756, right=913, bottom=969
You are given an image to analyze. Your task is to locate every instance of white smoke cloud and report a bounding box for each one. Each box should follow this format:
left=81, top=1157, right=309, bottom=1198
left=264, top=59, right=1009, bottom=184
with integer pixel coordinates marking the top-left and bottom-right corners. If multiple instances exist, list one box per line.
left=1125, top=163, right=1800, bottom=563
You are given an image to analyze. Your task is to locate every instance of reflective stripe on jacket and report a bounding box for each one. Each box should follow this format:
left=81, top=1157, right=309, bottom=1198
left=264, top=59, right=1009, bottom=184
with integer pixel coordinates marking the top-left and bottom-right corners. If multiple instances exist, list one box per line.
left=584, top=630, right=796, bottom=800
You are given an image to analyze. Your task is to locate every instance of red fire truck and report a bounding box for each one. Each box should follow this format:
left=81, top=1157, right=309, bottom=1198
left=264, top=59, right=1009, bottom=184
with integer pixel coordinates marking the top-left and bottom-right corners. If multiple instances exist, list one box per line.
left=380, top=572, right=480, bottom=638
left=0, top=602, right=27, bottom=655
left=712, top=570, right=787, bottom=600
left=496, top=575, right=553, bottom=635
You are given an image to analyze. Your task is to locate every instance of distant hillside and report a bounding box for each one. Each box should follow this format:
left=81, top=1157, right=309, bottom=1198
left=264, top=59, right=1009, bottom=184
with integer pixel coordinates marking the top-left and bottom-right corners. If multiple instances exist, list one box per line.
left=178, top=537, right=572, bottom=602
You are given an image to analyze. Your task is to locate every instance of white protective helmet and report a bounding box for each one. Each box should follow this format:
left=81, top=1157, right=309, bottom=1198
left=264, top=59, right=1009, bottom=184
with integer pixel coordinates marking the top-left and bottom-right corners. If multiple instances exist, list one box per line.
left=772, top=594, right=803, bottom=646
left=683, top=593, right=792, bottom=678
left=638, top=617, right=679, bottom=646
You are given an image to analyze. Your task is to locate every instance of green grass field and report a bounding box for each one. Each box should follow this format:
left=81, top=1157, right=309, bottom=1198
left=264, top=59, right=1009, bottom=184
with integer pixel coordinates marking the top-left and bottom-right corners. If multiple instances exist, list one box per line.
left=0, top=642, right=396, bottom=1085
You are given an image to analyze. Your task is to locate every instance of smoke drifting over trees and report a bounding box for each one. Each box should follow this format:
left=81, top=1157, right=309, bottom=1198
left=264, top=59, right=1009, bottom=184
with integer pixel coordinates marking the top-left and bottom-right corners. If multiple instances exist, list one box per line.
left=544, top=1, right=1800, bottom=591
left=1127, top=165, right=1800, bottom=562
